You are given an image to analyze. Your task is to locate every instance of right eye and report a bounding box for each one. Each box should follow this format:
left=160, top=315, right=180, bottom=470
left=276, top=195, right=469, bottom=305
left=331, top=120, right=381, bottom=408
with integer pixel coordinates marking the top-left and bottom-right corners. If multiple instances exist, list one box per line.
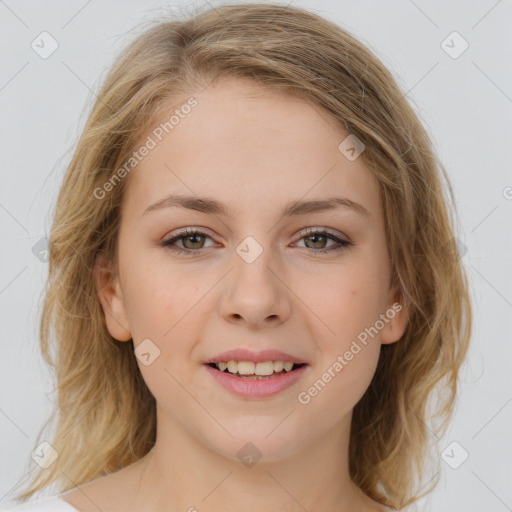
left=161, top=228, right=216, bottom=256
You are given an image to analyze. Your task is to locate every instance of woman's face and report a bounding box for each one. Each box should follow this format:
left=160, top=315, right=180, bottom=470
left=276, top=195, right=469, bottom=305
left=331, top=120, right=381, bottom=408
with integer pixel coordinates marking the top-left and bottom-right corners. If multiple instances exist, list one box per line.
left=96, top=77, right=407, bottom=463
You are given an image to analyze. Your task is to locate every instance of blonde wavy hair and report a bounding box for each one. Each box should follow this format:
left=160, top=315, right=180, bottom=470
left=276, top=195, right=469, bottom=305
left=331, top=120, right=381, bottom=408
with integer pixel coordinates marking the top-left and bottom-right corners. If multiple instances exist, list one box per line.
left=15, top=2, right=472, bottom=509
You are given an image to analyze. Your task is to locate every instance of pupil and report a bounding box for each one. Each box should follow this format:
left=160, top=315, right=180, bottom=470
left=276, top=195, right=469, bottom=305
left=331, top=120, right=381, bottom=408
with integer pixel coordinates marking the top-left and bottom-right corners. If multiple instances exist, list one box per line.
left=308, top=234, right=325, bottom=248
left=185, top=234, right=203, bottom=248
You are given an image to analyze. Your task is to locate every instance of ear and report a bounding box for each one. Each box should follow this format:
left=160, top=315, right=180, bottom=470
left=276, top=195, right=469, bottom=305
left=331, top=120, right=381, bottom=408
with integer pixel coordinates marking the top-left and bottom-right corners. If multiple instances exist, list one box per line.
left=380, top=284, right=409, bottom=345
left=93, top=252, right=132, bottom=342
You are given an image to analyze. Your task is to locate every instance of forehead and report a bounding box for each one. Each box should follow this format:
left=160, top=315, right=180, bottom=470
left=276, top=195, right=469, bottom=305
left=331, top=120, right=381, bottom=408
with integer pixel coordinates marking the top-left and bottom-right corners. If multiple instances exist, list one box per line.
left=122, top=77, right=381, bottom=221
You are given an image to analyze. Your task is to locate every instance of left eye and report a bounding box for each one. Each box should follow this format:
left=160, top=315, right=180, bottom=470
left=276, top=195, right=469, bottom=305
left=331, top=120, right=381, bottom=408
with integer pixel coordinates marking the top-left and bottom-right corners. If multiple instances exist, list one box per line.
left=294, top=228, right=352, bottom=253
left=161, top=228, right=352, bottom=256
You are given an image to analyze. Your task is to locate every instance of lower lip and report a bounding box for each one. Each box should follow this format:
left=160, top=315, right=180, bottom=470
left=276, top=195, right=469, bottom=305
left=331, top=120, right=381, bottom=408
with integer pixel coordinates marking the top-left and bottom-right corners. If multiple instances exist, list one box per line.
left=203, top=364, right=309, bottom=399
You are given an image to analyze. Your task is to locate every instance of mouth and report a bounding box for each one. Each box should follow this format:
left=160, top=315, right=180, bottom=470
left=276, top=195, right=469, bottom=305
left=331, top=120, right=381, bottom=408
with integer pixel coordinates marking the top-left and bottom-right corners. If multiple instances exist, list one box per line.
left=203, top=348, right=310, bottom=398
left=206, top=361, right=308, bottom=380
left=203, top=360, right=310, bottom=398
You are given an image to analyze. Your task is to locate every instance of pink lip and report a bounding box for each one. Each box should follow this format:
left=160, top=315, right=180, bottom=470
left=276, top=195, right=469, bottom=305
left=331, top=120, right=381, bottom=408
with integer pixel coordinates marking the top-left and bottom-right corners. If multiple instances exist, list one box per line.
left=203, top=363, right=309, bottom=399
left=204, top=348, right=308, bottom=364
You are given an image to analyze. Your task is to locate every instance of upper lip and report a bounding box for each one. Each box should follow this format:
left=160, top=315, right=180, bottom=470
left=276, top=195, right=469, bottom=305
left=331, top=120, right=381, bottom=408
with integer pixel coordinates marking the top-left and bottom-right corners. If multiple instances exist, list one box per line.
left=204, top=348, right=308, bottom=365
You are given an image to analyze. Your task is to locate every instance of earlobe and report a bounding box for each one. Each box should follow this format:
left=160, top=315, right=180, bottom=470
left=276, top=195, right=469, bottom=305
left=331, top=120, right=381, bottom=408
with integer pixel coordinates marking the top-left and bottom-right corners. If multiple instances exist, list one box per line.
left=93, top=252, right=132, bottom=342
left=380, top=287, right=409, bottom=345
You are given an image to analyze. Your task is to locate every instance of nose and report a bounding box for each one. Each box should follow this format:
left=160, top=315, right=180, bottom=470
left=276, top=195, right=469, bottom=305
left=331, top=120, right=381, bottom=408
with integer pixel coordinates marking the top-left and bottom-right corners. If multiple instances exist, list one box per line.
left=218, top=244, right=292, bottom=329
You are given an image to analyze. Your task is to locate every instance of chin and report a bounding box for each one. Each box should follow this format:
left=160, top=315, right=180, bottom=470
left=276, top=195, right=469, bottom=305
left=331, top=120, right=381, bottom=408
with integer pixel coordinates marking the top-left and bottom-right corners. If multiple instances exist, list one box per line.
left=203, top=426, right=307, bottom=466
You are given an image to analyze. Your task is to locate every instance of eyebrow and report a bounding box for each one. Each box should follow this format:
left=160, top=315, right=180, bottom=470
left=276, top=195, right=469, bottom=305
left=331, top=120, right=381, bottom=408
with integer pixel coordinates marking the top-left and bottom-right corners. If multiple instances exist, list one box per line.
left=143, top=194, right=371, bottom=220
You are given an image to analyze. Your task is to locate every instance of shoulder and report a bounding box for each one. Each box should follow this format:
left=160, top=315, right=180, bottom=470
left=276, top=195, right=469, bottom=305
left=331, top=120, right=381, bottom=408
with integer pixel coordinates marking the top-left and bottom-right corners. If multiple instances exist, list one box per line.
left=0, top=495, right=79, bottom=512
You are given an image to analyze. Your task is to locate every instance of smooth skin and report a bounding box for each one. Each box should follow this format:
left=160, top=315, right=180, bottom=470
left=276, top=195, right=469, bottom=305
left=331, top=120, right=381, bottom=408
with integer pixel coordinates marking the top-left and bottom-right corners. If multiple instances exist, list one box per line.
left=64, top=77, right=407, bottom=512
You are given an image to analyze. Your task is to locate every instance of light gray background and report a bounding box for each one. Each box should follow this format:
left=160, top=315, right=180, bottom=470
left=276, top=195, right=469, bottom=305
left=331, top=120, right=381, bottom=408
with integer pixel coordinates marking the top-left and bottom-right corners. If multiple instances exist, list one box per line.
left=1, top=1, right=511, bottom=510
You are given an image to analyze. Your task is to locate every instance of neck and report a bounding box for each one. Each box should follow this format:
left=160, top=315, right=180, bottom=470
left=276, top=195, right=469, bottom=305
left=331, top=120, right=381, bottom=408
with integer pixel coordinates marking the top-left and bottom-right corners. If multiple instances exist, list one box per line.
left=130, top=405, right=377, bottom=512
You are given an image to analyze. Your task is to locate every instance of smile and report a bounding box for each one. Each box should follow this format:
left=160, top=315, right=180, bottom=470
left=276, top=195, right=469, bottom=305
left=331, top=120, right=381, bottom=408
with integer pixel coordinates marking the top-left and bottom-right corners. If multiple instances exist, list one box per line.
left=204, top=361, right=309, bottom=398
left=209, top=360, right=306, bottom=378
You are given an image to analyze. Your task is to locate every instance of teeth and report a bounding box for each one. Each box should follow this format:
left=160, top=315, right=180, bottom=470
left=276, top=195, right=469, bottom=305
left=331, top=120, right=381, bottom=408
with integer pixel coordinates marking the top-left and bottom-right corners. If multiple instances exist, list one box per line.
left=214, top=360, right=299, bottom=376
left=255, top=361, right=274, bottom=376
left=274, top=361, right=284, bottom=372
left=237, top=361, right=255, bottom=375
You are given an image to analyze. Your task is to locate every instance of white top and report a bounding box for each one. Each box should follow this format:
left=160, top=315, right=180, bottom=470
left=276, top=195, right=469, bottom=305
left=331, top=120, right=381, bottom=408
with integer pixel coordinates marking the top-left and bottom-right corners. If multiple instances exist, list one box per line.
left=0, top=496, right=79, bottom=511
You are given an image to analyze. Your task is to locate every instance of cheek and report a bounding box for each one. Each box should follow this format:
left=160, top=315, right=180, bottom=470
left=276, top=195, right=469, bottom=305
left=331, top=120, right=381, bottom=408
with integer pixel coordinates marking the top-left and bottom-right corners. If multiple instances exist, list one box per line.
left=296, top=259, right=388, bottom=347
left=122, top=252, right=206, bottom=338
left=292, top=259, right=385, bottom=408
left=126, top=271, right=206, bottom=410
left=297, top=350, right=380, bottom=433
left=296, top=329, right=381, bottom=425
left=123, top=266, right=217, bottom=388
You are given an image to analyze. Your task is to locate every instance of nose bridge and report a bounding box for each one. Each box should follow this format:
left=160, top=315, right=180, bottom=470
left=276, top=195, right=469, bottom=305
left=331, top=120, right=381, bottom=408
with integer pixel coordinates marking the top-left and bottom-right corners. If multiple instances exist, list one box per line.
left=219, top=233, right=290, bottom=326
left=233, top=233, right=280, bottom=297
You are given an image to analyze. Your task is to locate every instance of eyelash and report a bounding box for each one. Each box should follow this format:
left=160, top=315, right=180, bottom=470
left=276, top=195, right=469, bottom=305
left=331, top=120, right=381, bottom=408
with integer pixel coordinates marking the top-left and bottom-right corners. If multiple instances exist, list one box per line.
left=161, top=227, right=353, bottom=257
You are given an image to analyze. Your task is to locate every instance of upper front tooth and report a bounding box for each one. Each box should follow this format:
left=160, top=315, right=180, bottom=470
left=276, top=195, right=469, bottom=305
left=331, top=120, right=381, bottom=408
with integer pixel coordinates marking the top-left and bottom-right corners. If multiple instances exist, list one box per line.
left=237, top=361, right=255, bottom=375
left=219, top=360, right=297, bottom=375
left=273, top=360, right=285, bottom=372
left=255, top=361, right=275, bottom=376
